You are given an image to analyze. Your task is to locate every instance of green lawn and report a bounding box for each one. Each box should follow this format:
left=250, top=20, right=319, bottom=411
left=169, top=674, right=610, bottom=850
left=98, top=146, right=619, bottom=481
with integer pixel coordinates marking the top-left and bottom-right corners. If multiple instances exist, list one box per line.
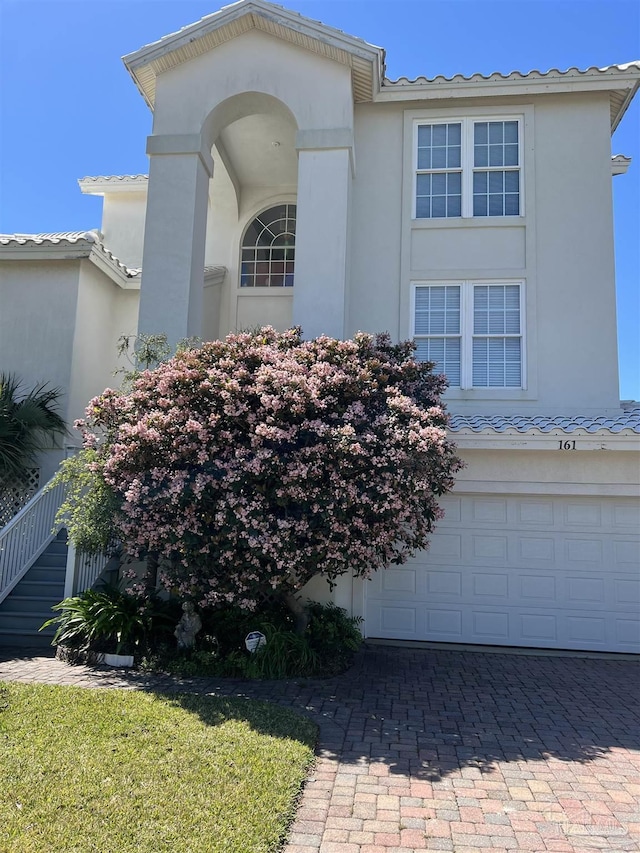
left=0, top=682, right=317, bottom=853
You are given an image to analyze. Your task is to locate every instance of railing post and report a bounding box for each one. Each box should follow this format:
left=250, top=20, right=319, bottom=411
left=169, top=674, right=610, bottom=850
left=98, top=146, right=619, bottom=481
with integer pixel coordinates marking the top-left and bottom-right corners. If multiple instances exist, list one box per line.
left=64, top=541, right=77, bottom=599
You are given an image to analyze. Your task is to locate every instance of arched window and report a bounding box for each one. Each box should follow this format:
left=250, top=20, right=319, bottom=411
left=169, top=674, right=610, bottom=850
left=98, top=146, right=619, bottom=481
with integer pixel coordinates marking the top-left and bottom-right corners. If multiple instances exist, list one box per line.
left=240, top=204, right=296, bottom=288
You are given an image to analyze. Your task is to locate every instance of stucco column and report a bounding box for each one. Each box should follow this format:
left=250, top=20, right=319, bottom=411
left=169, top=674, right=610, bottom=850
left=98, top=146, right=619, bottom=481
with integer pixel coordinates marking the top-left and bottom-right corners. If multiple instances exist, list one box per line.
left=137, top=134, right=213, bottom=348
left=293, top=130, right=353, bottom=339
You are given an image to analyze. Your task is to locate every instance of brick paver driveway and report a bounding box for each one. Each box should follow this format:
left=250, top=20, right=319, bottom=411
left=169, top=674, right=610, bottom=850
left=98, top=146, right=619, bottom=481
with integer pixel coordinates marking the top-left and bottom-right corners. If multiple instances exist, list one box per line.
left=1, top=644, right=638, bottom=852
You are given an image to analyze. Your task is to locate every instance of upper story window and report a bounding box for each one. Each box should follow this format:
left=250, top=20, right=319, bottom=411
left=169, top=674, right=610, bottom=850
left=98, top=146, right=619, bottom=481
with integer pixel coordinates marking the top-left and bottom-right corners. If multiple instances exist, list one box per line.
left=415, top=118, right=522, bottom=219
left=412, top=281, right=524, bottom=389
left=240, top=204, right=296, bottom=287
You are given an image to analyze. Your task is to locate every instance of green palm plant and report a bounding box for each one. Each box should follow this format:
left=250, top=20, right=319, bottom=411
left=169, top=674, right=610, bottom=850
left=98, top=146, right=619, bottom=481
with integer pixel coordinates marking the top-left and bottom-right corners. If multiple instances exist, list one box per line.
left=41, top=585, right=149, bottom=655
left=0, top=373, right=67, bottom=487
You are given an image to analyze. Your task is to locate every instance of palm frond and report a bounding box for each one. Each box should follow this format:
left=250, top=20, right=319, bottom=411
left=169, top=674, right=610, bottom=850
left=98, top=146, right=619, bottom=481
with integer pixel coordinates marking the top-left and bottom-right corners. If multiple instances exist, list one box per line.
left=0, top=373, right=67, bottom=483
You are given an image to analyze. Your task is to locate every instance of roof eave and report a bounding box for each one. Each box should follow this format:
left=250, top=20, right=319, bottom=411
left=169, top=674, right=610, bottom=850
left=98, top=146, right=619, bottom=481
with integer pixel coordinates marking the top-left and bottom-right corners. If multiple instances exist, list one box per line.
left=611, top=76, right=640, bottom=131
left=450, top=429, right=640, bottom=452
left=377, top=64, right=640, bottom=131
left=79, top=175, right=149, bottom=196
left=0, top=238, right=139, bottom=289
left=122, top=0, right=383, bottom=108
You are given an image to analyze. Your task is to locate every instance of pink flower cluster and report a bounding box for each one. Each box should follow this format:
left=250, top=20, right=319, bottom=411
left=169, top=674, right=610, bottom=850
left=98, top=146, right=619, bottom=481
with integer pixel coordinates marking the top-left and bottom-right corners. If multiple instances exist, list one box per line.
left=77, top=328, right=461, bottom=609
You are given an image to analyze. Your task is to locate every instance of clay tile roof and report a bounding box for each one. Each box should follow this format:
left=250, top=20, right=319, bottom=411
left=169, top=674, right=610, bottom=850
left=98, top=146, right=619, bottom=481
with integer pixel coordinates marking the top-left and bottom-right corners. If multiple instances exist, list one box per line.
left=0, top=230, right=140, bottom=278
left=0, top=230, right=100, bottom=246
left=448, top=407, right=640, bottom=435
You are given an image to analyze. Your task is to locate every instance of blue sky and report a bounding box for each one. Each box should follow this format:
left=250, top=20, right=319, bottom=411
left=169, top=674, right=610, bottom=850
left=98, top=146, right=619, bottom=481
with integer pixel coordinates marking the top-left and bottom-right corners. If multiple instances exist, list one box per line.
left=1, top=0, right=638, bottom=399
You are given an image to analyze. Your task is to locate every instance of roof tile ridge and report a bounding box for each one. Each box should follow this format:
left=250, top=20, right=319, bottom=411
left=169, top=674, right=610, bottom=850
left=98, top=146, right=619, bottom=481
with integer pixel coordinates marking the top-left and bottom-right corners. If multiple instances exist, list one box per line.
left=383, top=61, right=640, bottom=87
left=79, top=174, right=148, bottom=183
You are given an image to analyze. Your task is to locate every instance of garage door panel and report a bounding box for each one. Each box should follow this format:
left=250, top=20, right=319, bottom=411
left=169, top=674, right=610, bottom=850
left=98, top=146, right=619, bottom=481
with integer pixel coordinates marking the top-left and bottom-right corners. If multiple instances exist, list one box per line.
left=616, top=618, right=640, bottom=646
left=379, top=568, right=417, bottom=594
left=378, top=605, right=417, bottom=635
left=564, top=502, right=603, bottom=527
left=426, top=609, right=463, bottom=639
left=615, top=579, right=640, bottom=605
left=471, top=535, right=508, bottom=562
left=613, top=504, right=640, bottom=528
left=366, top=495, right=640, bottom=653
left=520, top=613, right=558, bottom=643
left=470, top=498, right=508, bottom=524
left=471, top=610, right=510, bottom=641
left=565, top=539, right=604, bottom=563
left=437, top=496, right=462, bottom=523
left=518, top=537, right=556, bottom=562
left=472, top=573, right=509, bottom=598
left=517, top=500, right=555, bottom=526
left=519, top=574, right=557, bottom=601
left=426, top=533, right=462, bottom=560
left=426, top=570, right=462, bottom=597
left=615, top=541, right=640, bottom=564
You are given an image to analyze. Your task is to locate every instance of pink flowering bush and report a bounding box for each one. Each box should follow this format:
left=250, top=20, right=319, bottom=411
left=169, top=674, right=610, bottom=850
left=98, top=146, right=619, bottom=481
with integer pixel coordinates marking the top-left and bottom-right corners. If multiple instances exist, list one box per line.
left=74, top=327, right=461, bottom=614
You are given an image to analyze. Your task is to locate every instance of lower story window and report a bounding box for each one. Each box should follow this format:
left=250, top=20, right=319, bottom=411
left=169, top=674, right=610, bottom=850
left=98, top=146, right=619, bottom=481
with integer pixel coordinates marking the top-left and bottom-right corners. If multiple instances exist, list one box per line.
left=413, top=281, right=524, bottom=389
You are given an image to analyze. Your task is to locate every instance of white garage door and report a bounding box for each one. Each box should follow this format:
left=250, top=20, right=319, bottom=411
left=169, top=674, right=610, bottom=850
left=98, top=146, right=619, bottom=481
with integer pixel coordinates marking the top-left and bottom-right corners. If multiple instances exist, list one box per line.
left=366, top=494, right=640, bottom=653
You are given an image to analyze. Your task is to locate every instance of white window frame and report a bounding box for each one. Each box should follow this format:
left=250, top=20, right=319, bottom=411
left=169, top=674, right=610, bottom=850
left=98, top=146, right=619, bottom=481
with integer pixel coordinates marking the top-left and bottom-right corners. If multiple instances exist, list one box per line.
left=411, top=280, right=526, bottom=389
left=413, top=116, right=524, bottom=219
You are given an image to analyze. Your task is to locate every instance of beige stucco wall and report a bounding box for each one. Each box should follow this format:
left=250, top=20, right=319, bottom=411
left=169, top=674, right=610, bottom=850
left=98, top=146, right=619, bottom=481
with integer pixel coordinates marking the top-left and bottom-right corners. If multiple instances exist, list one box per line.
left=0, top=260, right=80, bottom=480
left=122, top=34, right=622, bottom=419
left=152, top=29, right=354, bottom=142
left=532, top=93, right=619, bottom=412
left=101, top=193, right=147, bottom=269
left=0, top=260, right=79, bottom=401
left=0, top=258, right=139, bottom=480
left=67, top=261, right=139, bottom=430
left=6, top=44, right=619, bottom=437
left=347, top=92, right=620, bottom=417
left=455, top=447, right=640, bottom=496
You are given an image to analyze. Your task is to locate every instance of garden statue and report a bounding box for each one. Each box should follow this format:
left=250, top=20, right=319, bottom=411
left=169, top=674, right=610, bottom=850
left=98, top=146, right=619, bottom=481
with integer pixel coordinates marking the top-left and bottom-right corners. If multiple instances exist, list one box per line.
left=174, top=601, right=202, bottom=649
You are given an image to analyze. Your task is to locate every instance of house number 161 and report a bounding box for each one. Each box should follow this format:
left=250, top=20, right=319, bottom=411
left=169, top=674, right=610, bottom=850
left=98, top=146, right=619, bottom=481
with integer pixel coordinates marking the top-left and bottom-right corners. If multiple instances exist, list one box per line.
left=558, top=440, right=576, bottom=450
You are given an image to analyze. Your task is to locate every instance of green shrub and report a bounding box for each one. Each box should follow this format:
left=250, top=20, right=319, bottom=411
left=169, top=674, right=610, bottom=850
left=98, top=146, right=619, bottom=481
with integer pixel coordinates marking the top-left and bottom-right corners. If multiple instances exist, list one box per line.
left=305, top=602, right=363, bottom=675
left=196, top=601, right=360, bottom=679
left=41, top=585, right=176, bottom=656
left=51, top=594, right=363, bottom=679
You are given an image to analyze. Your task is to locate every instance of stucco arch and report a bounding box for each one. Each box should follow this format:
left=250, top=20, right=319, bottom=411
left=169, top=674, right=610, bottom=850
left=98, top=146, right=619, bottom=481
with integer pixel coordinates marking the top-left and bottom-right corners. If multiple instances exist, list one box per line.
left=151, top=28, right=355, bottom=141
left=140, top=27, right=356, bottom=347
left=202, top=91, right=298, bottom=151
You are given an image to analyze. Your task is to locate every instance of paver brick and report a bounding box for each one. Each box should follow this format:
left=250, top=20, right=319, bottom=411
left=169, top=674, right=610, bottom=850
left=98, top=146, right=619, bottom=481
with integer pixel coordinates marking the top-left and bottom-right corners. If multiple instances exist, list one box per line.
left=1, top=645, right=638, bottom=853
left=373, top=831, right=402, bottom=845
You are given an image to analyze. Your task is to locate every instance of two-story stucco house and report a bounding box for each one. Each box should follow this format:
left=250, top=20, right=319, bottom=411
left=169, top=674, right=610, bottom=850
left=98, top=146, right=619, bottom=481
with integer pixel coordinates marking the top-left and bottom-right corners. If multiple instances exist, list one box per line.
left=1, top=0, right=639, bottom=653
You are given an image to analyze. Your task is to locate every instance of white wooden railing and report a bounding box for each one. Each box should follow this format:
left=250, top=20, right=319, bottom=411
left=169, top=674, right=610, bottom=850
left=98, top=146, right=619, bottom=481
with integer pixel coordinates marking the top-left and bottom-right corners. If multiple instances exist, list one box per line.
left=64, top=544, right=111, bottom=598
left=0, top=476, right=66, bottom=605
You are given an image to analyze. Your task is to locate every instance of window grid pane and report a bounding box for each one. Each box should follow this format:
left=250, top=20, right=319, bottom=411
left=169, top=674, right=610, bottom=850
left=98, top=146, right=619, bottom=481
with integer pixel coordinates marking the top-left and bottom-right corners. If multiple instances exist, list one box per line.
left=472, top=338, right=521, bottom=387
left=416, top=123, right=463, bottom=219
left=240, top=204, right=296, bottom=287
left=473, top=120, right=520, bottom=217
left=414, top=286, right=461, bottom=385
left=414, top=338, right=461, bottom=386
left=472, top=284, right=521, bottom=387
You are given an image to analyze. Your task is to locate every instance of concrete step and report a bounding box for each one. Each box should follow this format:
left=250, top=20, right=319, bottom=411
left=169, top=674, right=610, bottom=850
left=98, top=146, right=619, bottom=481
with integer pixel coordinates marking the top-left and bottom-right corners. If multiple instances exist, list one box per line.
left=0, top=611, right=59, bottom=632
left=0, top=627, right=56, bottom=650
left=36, top=535, right=67, bottom=556
left=30, top=553, right=67, bottom=569
left=25, top=565, right=66, bottom=582
left=12, top=579, right=65, bottom=598
left=1, top=595, right=63, bottom=614
left=0, top=532, right=69, bottom=649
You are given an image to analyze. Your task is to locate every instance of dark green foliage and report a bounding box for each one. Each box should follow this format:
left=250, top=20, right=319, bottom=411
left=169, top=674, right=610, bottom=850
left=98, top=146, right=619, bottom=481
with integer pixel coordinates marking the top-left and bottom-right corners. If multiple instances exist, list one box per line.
left=141, top=600, right=362, bottom=679
left=305, top=601, right=363, bottom=675
left=41, top=585, right=178, bottom=656
left=45, top=588, right=361, bottom=678
left=50, top=449, right=121, bottom=555
left=0, top=374, right=66, bottom=485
